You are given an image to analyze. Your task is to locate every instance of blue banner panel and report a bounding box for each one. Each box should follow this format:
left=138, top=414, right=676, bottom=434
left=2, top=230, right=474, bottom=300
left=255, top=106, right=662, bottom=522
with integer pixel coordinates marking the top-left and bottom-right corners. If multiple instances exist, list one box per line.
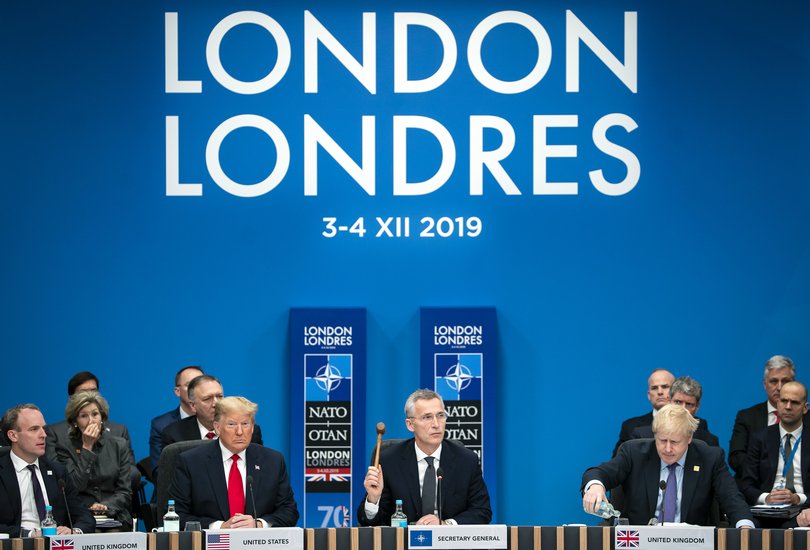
left=419, top=307, right=497, bottom=520
left=290, top=308, right=367, bottom=527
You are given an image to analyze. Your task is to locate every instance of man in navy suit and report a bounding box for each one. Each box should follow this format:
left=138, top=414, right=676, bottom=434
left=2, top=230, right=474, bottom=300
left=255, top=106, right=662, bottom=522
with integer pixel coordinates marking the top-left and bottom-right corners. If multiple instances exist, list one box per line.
left=159, top=376, right=263, bottom=456
left=168, top=396, right=298, bottom=528
left=583, top=404, right=753, bottom=527
left=357, top=389, right=491, bottom=526
left=740, top=381, right=809, bottom=527
left=612, top=369, right=675, bottom=456
left=0, top=404, right=95, bottom=536
left=730, top=355, right=796, bottom=479
left=149, top=365, right=204, bottom=472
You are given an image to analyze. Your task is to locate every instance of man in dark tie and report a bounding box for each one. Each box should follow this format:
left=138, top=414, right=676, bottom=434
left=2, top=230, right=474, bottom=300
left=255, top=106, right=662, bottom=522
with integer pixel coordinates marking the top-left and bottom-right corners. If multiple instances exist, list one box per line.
left=740, top=381, right=810, bottom=527
left=149, top=365, right=204, bottom=472
left=0, top=404, right=95, bottom=536
left=357, top=389, right=491, bottom=526
left=729, top=355, right=796, bottom=480
left=168, top=396, right=298, bottom=528
left=160, top=375, right=263, bottom=450
left=582, top=403, right=754, bottom=527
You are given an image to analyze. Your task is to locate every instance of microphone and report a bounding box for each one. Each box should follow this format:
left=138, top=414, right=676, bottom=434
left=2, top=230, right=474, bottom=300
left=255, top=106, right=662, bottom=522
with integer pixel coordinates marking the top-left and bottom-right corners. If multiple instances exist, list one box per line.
left=246, top=475, right=259, bottom=528
left=58, top=478, right=74, bottom=534
left=658, top=480, right=667, bottom=526
left=436, top=467, right=444, bottom=524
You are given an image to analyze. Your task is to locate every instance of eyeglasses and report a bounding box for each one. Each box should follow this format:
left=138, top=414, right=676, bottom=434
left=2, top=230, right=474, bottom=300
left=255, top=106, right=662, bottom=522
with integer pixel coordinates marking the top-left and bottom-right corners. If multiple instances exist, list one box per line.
left=409, top=412, right=448, bottom=424
left=196, top=393, right=224, bottom=404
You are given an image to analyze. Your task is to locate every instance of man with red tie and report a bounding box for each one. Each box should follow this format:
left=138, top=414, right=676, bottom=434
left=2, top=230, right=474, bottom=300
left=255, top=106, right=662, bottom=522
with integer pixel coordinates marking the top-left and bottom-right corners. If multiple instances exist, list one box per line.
left=168, top=396, right=298, bottom=528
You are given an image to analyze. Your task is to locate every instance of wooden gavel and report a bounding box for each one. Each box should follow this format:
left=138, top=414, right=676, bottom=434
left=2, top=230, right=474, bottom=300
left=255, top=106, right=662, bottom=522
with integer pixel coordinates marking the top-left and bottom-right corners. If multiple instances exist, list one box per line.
left=373, top=422, right=386, bottom=468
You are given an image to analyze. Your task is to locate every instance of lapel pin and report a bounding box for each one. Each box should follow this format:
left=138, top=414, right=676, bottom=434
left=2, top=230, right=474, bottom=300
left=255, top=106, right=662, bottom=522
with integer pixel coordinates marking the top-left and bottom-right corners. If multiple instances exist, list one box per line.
left=255, top=465, right=260, bottom=470
left=47, top=470, right=53, bottom=476
left=693, top=466, right=700, bottom=472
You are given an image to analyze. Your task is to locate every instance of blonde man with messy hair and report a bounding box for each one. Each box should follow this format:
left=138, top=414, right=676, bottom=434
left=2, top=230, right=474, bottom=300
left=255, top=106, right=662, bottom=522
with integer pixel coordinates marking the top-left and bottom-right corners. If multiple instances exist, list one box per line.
left=214, top=396, right=258, bottom=423
left=652, top=403, right=699, bottom=439
left=582, top=403, right=753, bottom=527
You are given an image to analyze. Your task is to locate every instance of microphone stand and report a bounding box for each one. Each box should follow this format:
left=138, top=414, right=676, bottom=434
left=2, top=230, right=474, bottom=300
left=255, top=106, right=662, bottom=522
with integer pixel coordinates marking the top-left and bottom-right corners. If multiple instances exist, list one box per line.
left=247, top=475, right=259, bottom=528
left=658, top=480, right=667, bottom=526
left=58, top=479, right=75, bottom=534
left=436, top=467, right=444, bottom=524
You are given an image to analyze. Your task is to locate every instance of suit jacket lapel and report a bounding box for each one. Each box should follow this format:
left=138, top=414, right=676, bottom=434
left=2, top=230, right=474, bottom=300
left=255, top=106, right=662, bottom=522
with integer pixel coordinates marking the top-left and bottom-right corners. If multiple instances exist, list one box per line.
left=767, top=427, right=781, bottom=486
left=205, top=444, right=230, bottom=519
left=645, top=448, right=660, bottom=519
left=0, top=454, right=22, bottom=520
left=438, top=442, right=457, bottom=513
left=244, top=446, right=262, bottom=517
left=402, top=440, right=421, bottom=515
left=680, top=446, right=700, bottom=521
left=38, top=458, right=59, bottom=506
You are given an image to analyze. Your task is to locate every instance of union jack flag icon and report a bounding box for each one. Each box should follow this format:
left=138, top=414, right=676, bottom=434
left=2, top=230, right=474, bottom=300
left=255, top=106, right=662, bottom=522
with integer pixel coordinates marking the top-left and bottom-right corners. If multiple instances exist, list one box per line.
left=615, top=529, right=640, bottom=548
left=51, top=539, right=74, bottom=550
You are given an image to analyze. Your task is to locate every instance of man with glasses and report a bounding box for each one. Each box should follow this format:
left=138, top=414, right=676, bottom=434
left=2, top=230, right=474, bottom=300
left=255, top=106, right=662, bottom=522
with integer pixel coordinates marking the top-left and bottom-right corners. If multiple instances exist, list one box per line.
left=169, top=397, right=298, bottom=528
left=149, top=365, right=204, bottom=472
left=161, top=375, right=264, bottom=449
left=730, top=355, right=797, bottom=480
left=357, top=389, right=491, bottom=526
left=631, top=377, right=719, bottom=446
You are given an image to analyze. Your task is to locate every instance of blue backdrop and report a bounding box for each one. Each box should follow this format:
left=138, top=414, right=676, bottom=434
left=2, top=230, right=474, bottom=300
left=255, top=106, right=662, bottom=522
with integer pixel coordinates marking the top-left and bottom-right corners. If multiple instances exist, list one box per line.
left=1, top=0, right=809, bottom=527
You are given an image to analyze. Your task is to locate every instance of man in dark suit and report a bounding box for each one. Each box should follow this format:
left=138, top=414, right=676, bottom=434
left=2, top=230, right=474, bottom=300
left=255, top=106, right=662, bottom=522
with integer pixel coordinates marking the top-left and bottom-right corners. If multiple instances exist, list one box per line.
left=631, top=376, right=720, bottom=446
left=168, top=396, right=298, bottom=528
left=357, top=389, right=491, bottom=526
left=583, top=403, right=753, bottom=527
left=730, top=355, right=796, bottom=479
left=149, top=365, right=204, bottom=471
left=160, top=375, right=264, bottom=451
left=740, top=381, right=809, bottom=527
left=0, top=404, right=95, bottom=536
left=612, top=369, right=675, bottom=456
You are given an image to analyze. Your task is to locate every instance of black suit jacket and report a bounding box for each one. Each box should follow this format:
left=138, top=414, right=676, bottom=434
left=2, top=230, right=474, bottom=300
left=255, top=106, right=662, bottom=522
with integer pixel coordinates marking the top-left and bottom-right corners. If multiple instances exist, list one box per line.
left=161, top=416, right=264, bottom=448
left=614, top=411, right=711, bottom=456
left=740, top=424, right=810, bottom=506
left=356, top=438, right=492, bottom=526
left=0, top=451, right=95, bottom=536
left=46, top=419, right=133, bottom=463
left=631, top=424, right=720, bottom=447
left=582, top=439, right=752, bottom=526
left=729, top=401, right=769, bottom=477
left=168, top=441, right=298, bottom=528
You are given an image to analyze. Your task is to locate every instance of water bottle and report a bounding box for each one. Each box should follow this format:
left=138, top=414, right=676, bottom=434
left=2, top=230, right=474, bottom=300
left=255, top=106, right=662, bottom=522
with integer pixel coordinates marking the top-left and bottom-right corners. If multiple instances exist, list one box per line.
left=41, top=505, right=57, bottom=536
left=588, top=500, right=621, bottom=520
left=390, top=499, right=408, bottom=527
left=163, top=499, right=181, bottom=532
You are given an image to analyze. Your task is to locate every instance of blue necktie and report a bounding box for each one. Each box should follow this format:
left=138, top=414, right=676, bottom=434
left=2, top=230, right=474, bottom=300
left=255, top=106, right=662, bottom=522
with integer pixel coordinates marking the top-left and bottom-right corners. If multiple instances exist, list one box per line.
left=27, top=464, right=47, bottom=521
left=661, top=463, right=678, bottom=523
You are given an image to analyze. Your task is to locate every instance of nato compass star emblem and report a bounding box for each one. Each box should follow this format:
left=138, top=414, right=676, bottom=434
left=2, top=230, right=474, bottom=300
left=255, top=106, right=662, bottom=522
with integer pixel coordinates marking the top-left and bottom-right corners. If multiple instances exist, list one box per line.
left=314, top=362, right=344, bottom=394
left=445, top=362, right=473, bottom=391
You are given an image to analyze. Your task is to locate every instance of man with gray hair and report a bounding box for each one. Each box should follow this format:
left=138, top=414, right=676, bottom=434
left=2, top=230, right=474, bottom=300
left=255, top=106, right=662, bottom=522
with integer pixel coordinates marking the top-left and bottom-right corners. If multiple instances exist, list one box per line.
left=357, top=389, right=491, bottom=526
left=582, top=404, right=753, bottom=527
left=632, top=376, right=719, bottom=446
left=729, top=355, right=797, bottom=479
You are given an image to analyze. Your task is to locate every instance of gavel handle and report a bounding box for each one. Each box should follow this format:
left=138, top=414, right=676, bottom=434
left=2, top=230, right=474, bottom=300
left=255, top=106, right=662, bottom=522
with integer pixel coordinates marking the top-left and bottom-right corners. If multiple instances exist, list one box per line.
left=374, top=434, right=383, bottom=468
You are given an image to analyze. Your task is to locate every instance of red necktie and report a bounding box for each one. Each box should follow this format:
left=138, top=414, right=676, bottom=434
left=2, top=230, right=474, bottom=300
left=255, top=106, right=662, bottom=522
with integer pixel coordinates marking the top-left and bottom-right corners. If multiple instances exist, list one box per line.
left=206, top=432, right=216, bottom=440
left=775, top=411, right=781, bottom=424
left=228, top=454, right=245, bottom=516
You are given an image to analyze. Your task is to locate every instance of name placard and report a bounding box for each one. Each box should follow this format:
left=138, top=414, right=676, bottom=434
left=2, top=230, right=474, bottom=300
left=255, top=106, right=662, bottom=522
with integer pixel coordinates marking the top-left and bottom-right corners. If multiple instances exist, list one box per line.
left=205, top=528, right=304, bottom=550
left=50, top=532, right=147, bottom=550
left=408, top=525, right=507, bottom=549
left=615, top=526, right=714, bottom=550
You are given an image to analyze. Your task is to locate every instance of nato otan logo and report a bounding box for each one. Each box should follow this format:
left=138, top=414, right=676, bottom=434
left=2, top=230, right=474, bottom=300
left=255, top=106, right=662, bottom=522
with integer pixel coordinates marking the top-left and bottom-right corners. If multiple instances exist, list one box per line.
left=410, top=530, right=433, bottom=547
left=305, top=354, right=352, bottom=401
